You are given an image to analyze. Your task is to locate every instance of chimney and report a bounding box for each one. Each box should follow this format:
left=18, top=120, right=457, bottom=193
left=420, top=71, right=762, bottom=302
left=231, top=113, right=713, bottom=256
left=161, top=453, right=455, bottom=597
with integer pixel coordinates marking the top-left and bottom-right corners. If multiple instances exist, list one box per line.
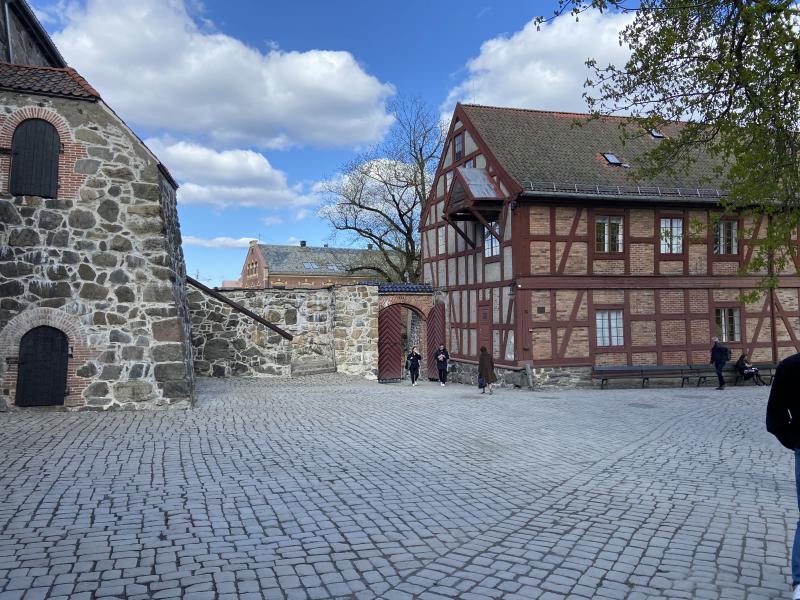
left=323, top=243, right=328, bottom=248
left=367, top=243, right=373, bottom=250
left=300, top=240, right=306, bottom=247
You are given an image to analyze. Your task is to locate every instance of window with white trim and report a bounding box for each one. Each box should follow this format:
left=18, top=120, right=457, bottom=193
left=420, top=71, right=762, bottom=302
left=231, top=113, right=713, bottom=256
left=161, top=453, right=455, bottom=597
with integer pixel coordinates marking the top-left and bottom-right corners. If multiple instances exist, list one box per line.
left=454, top=134, right=464, bottom=161
left=660, top=217, right=683, bottom=253
left=713, top=220, right=738, bottom=255
left=437, top=226, right=446, bottom=255
left=595, top=216, right=623, bottom=253
left=595, top=309, right=624, bottom=347
left=715, top=307, right=741, bottom=342
left=484, top=221, right=500, bottom=258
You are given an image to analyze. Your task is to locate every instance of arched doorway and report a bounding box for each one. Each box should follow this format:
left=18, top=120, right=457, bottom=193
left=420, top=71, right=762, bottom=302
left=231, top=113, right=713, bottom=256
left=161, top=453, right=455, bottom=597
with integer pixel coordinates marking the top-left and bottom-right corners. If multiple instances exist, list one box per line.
left=378, top=303, right=428, bottom=382
left=16, top=326, right=69, bottom=407
left=426, top=303, right=446, bottom=380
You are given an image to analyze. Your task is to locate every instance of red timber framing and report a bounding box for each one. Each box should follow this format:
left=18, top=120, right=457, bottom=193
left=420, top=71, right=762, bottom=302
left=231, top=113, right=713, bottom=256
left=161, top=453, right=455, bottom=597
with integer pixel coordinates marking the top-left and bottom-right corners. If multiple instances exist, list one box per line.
left=420, top=105, right=800, bottom=372
left=419, top=104, right=523, bottom=365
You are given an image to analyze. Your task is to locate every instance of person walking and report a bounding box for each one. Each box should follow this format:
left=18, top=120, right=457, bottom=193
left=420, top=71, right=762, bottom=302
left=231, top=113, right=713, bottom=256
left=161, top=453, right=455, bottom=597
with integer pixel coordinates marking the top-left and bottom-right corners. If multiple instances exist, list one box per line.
left=735, top=352, right=768, bottom=386
left=478, top=346, right=497, bottom=395
left=765, top=352, right=800, bottom=599
left=406, top=346, right=422, bottom=386
left=710, top=336, right=730, bottom=390
left=435, top=344, right=449, bottom=386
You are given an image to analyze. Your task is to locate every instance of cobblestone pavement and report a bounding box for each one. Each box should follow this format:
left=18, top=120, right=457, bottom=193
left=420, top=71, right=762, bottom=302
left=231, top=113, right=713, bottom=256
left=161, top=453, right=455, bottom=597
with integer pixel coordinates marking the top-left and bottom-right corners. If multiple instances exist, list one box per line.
left=0, top=375, right=795, bottom=599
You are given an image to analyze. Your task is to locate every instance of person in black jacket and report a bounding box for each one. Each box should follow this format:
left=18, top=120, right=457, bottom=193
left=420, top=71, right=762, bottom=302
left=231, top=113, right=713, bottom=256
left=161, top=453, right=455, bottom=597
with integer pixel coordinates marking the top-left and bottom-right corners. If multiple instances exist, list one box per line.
left=710, top=337, right=729, bottom=390
left=766, top=352, right=800, bottom=598
left=735, top=353, right=767, bottom=386
left=435, top=344, right=449, bottom=386
left=406, top=346, right=422, bottom=386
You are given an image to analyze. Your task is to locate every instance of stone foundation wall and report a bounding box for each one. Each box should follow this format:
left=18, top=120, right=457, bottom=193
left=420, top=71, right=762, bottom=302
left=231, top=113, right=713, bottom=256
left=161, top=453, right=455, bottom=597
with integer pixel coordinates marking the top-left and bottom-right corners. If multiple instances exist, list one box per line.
left=189, top=285, right=378, bottom=379
left=448, top=360, right=594, bottom=390
left=0, top=93, right=193, bottom=410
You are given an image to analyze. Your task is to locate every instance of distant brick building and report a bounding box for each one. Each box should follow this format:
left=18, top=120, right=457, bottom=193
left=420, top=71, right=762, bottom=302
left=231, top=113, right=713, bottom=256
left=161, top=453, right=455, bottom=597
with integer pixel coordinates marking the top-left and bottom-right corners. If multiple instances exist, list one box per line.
left=239, top=240, right=392, bottom=289
left=420, top=103, right=800, bottom=382
left=0, top=0, right=193, bottom=409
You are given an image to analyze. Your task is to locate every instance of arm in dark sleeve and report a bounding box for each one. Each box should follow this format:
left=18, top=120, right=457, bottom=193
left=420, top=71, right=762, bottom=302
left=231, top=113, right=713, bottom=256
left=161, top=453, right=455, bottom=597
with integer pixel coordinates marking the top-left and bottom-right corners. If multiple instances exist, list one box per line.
left=766, top=363, right=796, bottom=449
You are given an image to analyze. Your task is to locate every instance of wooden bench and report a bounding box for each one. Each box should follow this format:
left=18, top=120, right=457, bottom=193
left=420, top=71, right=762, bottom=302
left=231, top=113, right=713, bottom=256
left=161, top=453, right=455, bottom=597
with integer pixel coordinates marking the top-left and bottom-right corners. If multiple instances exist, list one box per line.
left=594, top=363, right=776, bottom=389
left=593, top=365, right=692, bottom=389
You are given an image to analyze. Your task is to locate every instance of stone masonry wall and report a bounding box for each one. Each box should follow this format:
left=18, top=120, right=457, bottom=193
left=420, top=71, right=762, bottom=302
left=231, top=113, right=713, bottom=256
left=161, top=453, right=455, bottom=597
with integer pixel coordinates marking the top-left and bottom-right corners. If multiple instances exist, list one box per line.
left=189, top=285, right=378, bottom=379
left=0, top=92, right=193, bottom=410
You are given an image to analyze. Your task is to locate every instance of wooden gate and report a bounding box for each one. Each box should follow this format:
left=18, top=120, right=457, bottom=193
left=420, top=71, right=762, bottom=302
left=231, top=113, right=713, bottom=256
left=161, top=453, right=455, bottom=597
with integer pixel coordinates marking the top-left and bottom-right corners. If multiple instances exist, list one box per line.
left=16, top=326, right=68, bottom=407
left=378, top=304, right=404, bottom=381
left=426, top=304, right=445, bottom=380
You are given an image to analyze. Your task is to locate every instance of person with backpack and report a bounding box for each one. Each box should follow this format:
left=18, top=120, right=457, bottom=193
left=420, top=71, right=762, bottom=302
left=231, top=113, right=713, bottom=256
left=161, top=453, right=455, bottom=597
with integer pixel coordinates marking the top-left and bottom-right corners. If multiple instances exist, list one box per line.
left=406, top=346, right=422, bottom=386
left=710, top=336, right=730, bottom=390
left=435, top=344, right=449, bottom=386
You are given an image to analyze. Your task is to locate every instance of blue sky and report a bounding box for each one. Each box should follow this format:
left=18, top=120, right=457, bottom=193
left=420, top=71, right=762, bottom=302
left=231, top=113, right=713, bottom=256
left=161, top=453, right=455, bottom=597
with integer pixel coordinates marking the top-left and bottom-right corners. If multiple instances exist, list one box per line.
left=33, top=0, right=632, bottom=285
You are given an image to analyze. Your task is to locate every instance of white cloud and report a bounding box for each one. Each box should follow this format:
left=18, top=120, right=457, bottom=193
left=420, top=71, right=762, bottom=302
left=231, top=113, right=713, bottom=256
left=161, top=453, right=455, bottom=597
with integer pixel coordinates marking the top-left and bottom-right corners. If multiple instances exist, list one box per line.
left=146, top=139, right=319, bottom=209
left=182, top=236, right=256, bottom=248
left=444, top=10, right=633, bottom=114
left=262, top=216, right=283, bottom=226
left=49, top=0, right=395, bottom=149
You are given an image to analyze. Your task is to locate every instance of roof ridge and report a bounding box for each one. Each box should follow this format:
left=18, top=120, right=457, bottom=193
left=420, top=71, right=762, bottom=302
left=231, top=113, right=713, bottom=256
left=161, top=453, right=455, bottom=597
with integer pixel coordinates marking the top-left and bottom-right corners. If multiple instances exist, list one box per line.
left=459, top=103, right=633, bottom=121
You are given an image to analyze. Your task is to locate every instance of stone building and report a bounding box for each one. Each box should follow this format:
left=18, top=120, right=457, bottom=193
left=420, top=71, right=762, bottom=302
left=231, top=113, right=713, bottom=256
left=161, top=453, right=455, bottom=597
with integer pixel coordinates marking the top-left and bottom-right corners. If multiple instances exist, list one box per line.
left=239, top=240, right=392, bottom=289
left=420, top=103, right=800, bottom=386
left=0, top=4, right=193, bottom=409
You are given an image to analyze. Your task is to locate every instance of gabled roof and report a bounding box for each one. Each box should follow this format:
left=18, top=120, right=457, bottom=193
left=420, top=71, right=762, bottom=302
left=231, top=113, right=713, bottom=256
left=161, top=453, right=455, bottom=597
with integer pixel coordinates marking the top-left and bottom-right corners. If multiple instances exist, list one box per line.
left=0, top=62, right=100, bottom=100
left=256, top=244, right=393, bottom=277
left=459, top=104, right=727, bottom=200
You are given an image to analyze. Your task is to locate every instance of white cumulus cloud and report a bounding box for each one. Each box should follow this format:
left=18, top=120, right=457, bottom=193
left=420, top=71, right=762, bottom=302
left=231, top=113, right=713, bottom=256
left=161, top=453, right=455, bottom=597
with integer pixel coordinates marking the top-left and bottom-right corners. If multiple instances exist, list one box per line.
left=49, top=0, right=395, bottom=149
left=182, top=236, right=256, bottom=248
left=146, top=139, right=319, bottom=209
left=444, top=10, right=634, bottom=114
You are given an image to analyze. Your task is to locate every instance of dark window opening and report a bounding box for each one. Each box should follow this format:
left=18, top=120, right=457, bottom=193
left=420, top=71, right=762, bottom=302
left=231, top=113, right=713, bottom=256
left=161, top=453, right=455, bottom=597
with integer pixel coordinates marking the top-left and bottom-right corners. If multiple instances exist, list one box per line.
left=10, top=119, right=60, bottom=198
left=454, top=134, right=464, bottom=161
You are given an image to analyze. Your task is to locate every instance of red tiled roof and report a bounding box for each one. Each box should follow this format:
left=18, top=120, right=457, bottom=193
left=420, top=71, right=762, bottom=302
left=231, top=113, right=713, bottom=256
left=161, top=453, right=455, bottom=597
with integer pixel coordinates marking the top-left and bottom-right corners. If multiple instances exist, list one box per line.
left=0, top=62, right=100, bottom=101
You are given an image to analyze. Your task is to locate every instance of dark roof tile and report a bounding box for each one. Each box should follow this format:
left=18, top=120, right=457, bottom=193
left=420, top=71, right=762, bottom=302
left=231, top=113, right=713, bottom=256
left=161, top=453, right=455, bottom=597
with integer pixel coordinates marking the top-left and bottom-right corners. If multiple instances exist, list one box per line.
left=257, top=244, right=393, bottom=277
left=460, top=104, right=726, bottom=198
left=0, top=62, right=100, bottom=100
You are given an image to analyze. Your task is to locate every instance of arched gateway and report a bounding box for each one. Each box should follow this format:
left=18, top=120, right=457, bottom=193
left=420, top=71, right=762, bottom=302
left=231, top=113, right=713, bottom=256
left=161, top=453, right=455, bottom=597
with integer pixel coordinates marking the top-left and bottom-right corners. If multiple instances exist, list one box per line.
left=376, top=283, right=440, bottom=382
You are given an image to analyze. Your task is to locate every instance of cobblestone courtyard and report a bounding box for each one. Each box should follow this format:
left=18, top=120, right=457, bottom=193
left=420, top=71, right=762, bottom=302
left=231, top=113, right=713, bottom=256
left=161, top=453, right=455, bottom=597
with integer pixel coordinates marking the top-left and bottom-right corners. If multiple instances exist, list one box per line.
left=0, top=375, right=795, bottom=599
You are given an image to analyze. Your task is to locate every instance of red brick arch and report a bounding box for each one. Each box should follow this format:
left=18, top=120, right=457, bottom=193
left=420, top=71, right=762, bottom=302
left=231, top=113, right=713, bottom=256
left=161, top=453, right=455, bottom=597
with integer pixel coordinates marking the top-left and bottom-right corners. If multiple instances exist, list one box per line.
left=378, top=293, right=434, bottom=380
left=0, top=308, right=95, bottom=408
left=0, top=105, right=88, bottom=198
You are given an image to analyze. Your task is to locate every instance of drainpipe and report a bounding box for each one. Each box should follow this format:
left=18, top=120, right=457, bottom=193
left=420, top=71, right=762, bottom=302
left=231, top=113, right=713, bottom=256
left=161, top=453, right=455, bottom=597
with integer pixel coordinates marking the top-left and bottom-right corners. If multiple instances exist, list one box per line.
left=4, top=1, right=13, bottom=63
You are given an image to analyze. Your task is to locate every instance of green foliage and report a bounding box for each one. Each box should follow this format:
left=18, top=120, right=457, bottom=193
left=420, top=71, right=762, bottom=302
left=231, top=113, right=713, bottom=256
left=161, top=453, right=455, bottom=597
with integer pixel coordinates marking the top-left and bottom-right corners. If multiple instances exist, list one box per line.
left=541, top=0, right=800, bottom=290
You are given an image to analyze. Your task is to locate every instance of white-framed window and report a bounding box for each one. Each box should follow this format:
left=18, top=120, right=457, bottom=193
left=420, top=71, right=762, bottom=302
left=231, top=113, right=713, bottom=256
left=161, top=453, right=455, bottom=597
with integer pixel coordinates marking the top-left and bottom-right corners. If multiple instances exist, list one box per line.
left=595, top=216, right=623, bottom=253
left=454, top=133, right=464, bottom=161
left=596, top=309, right=624, bottom=347
left=484, top=221, right=500, bottom=258
left=713, top=220, right=738, bottom=255
left=660, top=217, right=683, bottom=253
left=715, top=307, right=741, bottom=342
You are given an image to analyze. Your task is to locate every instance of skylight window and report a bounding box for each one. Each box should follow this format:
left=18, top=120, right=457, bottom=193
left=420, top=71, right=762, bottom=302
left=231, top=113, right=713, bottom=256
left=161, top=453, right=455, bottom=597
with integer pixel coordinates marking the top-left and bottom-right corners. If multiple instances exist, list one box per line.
left=649, top=129, right=665, bottom=139
left=303, top=262, right=319, bottom=269
left=326, top=264, right=338, bottom=271
left=602, top=153, right=622, bottom=165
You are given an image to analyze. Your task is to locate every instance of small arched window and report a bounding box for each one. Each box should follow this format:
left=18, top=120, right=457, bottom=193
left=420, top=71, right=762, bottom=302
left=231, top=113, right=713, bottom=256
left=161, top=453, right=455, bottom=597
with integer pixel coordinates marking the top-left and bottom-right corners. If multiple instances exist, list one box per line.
left=10, top=119, right=60, bottom=198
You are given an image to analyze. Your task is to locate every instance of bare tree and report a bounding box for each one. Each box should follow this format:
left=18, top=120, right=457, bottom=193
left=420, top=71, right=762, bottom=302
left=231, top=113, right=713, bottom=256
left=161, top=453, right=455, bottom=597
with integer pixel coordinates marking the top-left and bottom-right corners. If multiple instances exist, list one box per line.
left=320, top=96, right=444, bottom=282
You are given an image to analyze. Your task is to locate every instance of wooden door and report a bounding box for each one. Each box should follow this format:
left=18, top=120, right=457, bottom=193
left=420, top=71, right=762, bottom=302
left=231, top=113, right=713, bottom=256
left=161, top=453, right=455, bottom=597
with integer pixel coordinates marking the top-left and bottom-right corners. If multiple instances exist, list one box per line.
left=16, top=326, right=68, bottom=407
left=427, top=304, right=445, bottom=380
left=378, top=304, right=404, bottom=381
left=478, top=300, right=492, bottom=355
left=10, top=119, right=60, bottom=198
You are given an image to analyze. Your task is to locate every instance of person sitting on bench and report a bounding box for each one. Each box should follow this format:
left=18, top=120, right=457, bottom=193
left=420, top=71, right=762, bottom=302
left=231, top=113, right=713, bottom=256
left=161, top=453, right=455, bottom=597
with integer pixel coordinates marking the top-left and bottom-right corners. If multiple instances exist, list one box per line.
left=735, top=353, right=767, bottom=386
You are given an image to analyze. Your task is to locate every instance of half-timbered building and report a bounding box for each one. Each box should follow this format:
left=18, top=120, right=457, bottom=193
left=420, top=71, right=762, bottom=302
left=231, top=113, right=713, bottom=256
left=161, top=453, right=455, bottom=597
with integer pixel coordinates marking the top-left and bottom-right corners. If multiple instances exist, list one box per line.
left=420, top=103, right=800, bottom=385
